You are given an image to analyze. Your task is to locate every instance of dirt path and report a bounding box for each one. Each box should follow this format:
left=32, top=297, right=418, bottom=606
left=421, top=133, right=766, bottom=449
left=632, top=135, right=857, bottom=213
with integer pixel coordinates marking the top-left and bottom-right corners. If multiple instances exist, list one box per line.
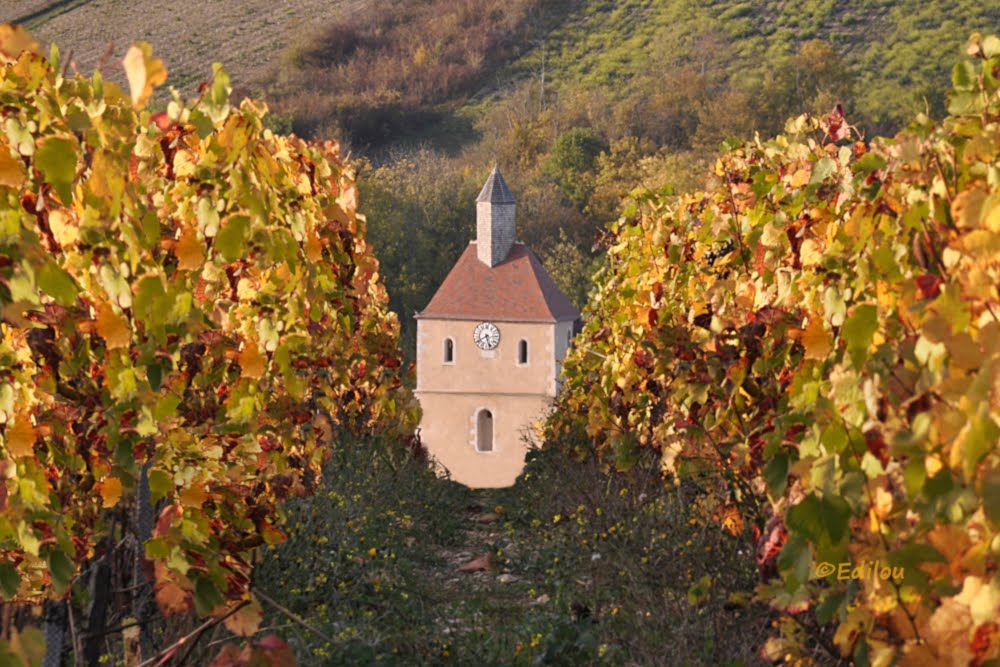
left=428, top=490, right=544, bottom=630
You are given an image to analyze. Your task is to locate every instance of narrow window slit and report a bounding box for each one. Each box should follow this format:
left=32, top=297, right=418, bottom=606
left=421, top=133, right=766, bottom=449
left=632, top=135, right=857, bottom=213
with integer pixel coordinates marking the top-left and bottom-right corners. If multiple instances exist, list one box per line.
left=477, top=409, right=493, bottom=452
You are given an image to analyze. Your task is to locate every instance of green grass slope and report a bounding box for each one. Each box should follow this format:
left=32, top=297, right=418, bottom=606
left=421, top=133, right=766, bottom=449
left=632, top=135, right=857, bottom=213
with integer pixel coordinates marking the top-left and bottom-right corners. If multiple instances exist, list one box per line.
left=499, top=0, right=1000, bottom=131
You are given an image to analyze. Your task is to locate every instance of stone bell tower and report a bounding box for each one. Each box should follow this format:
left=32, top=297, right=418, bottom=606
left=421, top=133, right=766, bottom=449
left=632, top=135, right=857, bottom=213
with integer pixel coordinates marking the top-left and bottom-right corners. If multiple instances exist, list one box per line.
left=413, top=165, right=581, bottom=488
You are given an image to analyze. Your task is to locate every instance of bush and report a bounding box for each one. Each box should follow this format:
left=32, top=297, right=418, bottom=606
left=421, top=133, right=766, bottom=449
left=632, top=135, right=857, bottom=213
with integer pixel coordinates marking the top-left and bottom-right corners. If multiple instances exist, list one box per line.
left=0, top=30, right=415, bottom=662
left=542, top=127, right=609, bottom=208
left=547, top=33, right=1000, bottom=664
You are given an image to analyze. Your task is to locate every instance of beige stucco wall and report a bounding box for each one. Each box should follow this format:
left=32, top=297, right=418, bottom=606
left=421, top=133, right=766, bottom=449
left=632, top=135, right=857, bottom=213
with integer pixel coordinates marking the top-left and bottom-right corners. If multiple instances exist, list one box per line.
left=416, top=319, right=559, bottom=396
left=553, top=319, right=574, bottom=392
left=415, top=317, right=575, bottom=487
left=415, top=392, right=552, bottom=488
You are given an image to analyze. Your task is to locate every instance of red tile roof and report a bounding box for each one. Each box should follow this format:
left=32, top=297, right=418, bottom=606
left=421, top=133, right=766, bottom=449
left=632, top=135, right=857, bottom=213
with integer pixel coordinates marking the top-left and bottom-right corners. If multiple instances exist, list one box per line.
left=416, top=242, right=580, bottom=323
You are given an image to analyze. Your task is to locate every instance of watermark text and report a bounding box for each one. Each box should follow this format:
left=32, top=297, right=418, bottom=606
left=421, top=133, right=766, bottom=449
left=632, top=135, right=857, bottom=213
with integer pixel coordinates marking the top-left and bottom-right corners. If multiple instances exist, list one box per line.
left=814, top=560, right=904, bottom=582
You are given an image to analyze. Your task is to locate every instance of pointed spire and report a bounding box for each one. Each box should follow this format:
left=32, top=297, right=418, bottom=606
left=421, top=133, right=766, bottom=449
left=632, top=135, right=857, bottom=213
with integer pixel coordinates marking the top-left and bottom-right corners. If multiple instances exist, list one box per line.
left=476, top=164, right=516, bottom=267
left=476, top=164, right=515, bottom=204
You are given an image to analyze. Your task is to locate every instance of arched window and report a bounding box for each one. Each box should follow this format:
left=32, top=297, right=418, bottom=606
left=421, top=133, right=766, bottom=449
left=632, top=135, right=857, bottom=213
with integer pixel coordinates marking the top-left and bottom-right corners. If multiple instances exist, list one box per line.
left=443, top=338, right=454, bottom=363
left=518, top=339, right=528, bottom=365
left=476, top=409, right=493, bottom=452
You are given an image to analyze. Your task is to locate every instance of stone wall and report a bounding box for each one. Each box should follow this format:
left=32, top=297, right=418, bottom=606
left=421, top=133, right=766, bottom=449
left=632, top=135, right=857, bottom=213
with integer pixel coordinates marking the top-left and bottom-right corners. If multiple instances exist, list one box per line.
left=476, top=201, right=515, bottom=266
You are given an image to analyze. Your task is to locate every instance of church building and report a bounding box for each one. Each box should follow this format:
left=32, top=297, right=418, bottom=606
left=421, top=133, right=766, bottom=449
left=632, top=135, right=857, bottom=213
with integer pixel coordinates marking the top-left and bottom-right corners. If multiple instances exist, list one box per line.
left=414, top=166, right=581, bottom=488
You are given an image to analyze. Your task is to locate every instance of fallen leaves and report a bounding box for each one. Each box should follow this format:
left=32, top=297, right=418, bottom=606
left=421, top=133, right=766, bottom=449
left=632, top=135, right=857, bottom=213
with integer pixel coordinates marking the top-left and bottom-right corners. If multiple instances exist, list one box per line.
left=456, top=552, right=496, bottom=573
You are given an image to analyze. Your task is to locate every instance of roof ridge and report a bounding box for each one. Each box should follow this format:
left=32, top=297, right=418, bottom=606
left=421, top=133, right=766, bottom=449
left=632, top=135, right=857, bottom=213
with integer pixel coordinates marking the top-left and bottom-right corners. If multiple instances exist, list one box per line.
left=416, top=244, right=579, bottom=322
left=522, top=246, right=579, bottom=319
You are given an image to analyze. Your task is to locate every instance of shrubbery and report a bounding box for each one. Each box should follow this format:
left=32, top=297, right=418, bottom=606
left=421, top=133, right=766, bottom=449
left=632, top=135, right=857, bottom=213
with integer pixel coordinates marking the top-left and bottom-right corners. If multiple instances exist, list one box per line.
left=0, top=27, right=416, bottom=663
left=547, top=33, right=1000, bottom=664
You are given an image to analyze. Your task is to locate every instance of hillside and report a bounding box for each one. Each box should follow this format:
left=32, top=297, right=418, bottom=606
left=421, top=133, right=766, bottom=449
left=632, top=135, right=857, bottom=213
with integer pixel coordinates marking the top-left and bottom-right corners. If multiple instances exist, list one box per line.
left=1, top=0, right=363, bottom=93
left=499, top=0, right=1000, bottom=131
left=13, top=1, right=999, bottom=140
left=11, top=0, right=998, bottom=362
left=262, top=0, right=1000, bottom=148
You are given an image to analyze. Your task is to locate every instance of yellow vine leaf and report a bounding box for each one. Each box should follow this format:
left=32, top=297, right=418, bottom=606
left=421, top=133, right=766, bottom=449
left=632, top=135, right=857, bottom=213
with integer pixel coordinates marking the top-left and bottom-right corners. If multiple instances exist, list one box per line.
left=91, top=150, right=133, bottom=201
left=122, top=43, right=167, bottom=109
left=337, top=182, right=358, bottom=214
left=223, top=599, right=264, bottom=637
left=951, top=186, right=987, bottom=229
left=789, top=168, right=810, bottom=188
left=873, top=486, right=893, bottom=517
left=98, top=477, right=123, bottom=508
left=305, top=231, right=323, bottom=262
left=239, top=341, right=265, bottom=380
left=295, top=172, right=311, bottom=195
left=801, top=317, right=832, bottom=360
left=0, top=25, right=41, bottom=65
left=179, top=482, right=207, bottom=508
left=955, top=575, right=1000, bottom=625
left=985, top=201, right=1000, bottom=232
left=95, top=303, right=130, bottom=349
left=175, top=227, right=204, bottom=271
left=0, top=141, right=26, bottom=188
left=800, top=238, right=823, bottom=267
left=173, top=150, right=197, bottom=179
left=947, top=332, right=980, bottom=370
left=5, top=413, right=36, bottom=458
left=925, top=454, right=944, bottom=477
left=48, top=209, right=79, bottom=247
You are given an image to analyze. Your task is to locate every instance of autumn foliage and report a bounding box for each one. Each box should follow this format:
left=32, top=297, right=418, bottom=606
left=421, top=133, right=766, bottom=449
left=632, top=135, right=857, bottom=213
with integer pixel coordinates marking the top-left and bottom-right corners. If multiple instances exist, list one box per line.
left=0, top=24, right=416, bottom=659
left=546, top=34, right=1000, bottom=664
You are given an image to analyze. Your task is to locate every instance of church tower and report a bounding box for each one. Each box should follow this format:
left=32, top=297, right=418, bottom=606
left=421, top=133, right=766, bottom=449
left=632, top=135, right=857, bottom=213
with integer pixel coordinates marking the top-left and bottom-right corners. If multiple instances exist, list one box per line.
left=414, top=166, right=581, bottom=488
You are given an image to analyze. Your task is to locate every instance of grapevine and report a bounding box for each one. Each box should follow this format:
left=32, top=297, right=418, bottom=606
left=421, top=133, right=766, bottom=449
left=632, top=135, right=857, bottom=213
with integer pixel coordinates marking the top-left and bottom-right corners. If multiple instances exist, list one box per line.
left=547, top=33, right=1000, bottom=663
left=0, top=25, right=417, bottom=661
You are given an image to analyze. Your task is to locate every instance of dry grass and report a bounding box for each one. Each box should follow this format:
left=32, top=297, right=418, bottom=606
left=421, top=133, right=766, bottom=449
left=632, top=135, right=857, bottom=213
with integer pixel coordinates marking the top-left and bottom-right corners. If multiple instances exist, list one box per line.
left=5, top=0, right=365, bottom=94
left=267, top=0, right=575, bottom=147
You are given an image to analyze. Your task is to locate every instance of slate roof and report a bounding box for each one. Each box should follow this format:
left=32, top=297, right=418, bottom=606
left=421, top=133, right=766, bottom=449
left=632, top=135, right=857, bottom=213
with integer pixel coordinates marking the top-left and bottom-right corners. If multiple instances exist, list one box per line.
left=416, top=242, right=580, bottom=323
left=476, top=165, right=515, bottom=204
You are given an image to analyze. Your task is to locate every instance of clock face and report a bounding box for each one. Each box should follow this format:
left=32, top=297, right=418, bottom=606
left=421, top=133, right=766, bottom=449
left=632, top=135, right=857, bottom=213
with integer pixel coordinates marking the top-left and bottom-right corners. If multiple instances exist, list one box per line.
left=473, top=322, right=501, bottom=350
